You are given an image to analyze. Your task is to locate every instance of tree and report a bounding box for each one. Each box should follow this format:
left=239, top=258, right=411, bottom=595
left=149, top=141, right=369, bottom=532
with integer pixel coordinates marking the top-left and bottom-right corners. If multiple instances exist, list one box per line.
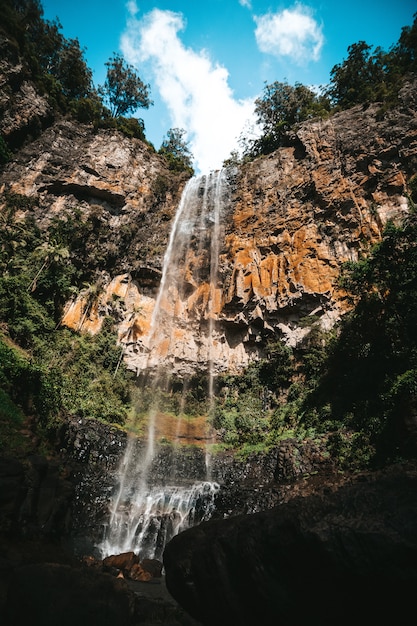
left=28, top=241, right=70, bottom=293
left=308, top=212, right=417, bottom=459
left=159, top=128, right=194, bottom=173
left=55, top=37, right=93, bottom=99
left=99, top=53, right=152, bottom=118
left=327, top=41, right=388, bottom=109
left=242, top=81, right=330, bottom=158
left=386, top=12, right=417, bottom=78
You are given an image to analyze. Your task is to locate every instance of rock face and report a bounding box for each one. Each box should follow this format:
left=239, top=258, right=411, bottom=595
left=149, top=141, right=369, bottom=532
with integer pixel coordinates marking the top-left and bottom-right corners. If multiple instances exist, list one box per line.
left=0, top=35, right=54, bottom=149
left=1, top=118, right=189, bottom=275
left=220, top=89, right=416, bottom=348
left=1, top=31, right=416, bottom=380
left=0, top=454, right=73, bottom=539
left=18, top=417, right=327, bottom=556
left=3, top=81, right=412, bottom=378
left=163, top=462, right=417, bottom=626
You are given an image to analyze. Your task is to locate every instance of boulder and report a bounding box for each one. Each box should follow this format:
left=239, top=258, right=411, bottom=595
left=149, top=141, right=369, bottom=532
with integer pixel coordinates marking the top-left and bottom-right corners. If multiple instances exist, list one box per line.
left=102, top=552, right=163, bottom=582
left=102, top=551, right=139, bottom=576
left=164, top=463, right=417, bottom=626
left=129, top=562, right=152, bottom=582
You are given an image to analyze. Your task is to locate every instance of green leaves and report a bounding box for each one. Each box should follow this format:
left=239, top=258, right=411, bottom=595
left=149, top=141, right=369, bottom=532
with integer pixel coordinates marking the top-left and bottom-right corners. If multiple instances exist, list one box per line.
left=99, top=53, right=153, bottom=119
left=159, top=128, right=194, bottom=174
left=0, top=193, right=133, bottom=437
left=241, top=80, right=330, bottom=158
left=327, top=13, right=417, bottom=110
left=311, top=215, right=417, bottom=461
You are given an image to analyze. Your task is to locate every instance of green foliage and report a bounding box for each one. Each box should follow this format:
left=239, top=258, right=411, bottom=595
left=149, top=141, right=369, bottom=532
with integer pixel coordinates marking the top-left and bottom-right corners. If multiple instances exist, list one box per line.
left=0, top=1, right=93, bottom=112
left=114, top=116, right=146, bottom=140
left=69, top=94, right=106, bottom=125
left=96, top=115, right=148, bottom=142
left=0, top=336, right=59, bottom=434
left=0, top=387, right=29, bottom=456
left=0, top=274, right=55, bottom=347
left=326, top=429, right=374, bottom=470
left=241, top=81, right=330, bottom=158
left=34, top=322, right=132, bottom=426
left=0, top=1, right=154, bottom=141
left=327, top=41, right=388, bottom=108
left=214, top=363, right=274, bottom=449
left=158, top=128, right=194, bottom=174
left=386, top=13, right=417, bottom=76
left=151, top=175, right=170, bottom=202
left=305, top=215, right=417, bottom=463
left=212, top=329, right=333, bottom=452
left=327, top=13, right=417, bottom=110
left=258, top=340, right=293, bottom=389
left=99, top=53, right=153, bottom=118
left=133, top=373, right=210, bottom=421
left=0, top=193, right=134, bottom=443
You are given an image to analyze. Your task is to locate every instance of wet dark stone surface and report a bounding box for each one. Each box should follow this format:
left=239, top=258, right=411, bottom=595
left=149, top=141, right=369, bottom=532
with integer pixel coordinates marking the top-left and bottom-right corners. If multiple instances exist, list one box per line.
left=163, top=462, right=417, bottom=626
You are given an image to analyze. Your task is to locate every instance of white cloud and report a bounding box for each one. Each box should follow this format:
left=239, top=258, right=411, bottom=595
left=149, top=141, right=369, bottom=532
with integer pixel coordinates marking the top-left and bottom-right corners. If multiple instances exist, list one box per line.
left=254, top=4, right=323, bottom=64
left=126, top=0, right=138, bottom=18
left=239, top=0, right=252, bottom=8
left=120, top=9, right=255, bottom=173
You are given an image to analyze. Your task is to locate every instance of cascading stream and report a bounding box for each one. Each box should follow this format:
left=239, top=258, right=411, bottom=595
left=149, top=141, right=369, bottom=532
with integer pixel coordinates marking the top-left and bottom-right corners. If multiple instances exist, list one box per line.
left=98, top=171, right=228, bottom=560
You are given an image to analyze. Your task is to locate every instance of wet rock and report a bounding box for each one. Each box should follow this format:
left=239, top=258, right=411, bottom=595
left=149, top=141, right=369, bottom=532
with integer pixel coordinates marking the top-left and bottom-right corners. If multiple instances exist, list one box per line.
left=129, top=562, right=153, bottom=582
left=103, top=551, right=139, bottom=577
left=141, top=558, right=163, bottom=578
left=0, top=454, right=73, bottom=540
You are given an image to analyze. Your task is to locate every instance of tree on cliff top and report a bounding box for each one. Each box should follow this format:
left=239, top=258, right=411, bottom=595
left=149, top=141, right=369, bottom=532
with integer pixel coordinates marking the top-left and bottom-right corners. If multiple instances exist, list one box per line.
left=327, top=13, right=417, bottom=110
left=241, top=81, right=330, bottom=158
left=159, top=128, right=194, bottom=174
left=99, top=53, right=153, bottom=118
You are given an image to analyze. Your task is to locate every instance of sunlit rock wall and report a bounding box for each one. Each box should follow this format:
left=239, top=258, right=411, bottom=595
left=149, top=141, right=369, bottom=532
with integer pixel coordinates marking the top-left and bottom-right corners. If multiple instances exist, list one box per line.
left=2, top=72, right=416, bottom=378
left=62, top=81, right=416, bottom=377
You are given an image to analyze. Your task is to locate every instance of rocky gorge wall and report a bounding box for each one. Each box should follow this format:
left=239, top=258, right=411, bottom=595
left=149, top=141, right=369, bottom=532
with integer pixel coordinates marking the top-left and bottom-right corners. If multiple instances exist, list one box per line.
left=50, top=416, right=334, bottom=557
left=3, top=79, right=415, bottom=379
left=1, top=24, right=417, bottom=382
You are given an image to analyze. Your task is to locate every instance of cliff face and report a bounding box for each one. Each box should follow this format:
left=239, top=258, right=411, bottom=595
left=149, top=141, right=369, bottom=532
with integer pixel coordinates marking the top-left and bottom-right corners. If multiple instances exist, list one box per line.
left=219, top=89, right=415, bottom=346
left=1, top=71, right=416, bottom=378
left=0, top=34, right=54, bottom=149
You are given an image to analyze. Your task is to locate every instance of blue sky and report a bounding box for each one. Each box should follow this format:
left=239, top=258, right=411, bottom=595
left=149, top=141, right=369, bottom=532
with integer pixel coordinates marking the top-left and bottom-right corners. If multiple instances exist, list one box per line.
left=42, top=1, right=416, bottom=172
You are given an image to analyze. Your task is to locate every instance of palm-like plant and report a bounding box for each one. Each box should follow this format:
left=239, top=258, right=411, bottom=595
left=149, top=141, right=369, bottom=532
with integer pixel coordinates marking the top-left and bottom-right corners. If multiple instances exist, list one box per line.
left=28, top=241, right=70, bottom=292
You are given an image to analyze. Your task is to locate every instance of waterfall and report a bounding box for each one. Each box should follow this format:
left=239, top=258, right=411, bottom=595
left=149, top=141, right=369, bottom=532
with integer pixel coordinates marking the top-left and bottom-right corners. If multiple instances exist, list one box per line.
left=98, top=171, right=228, bottom=560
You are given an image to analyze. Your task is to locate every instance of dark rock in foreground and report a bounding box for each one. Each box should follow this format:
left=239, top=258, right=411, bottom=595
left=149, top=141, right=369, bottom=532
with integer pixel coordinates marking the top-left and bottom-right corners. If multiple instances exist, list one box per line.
left=4, top=560, right=200, bottom=626
left=163, top=462, right=417, bottom=626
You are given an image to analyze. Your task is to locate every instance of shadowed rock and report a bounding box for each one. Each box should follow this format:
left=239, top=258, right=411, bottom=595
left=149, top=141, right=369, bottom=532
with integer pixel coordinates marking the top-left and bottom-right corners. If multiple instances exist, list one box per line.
left=164, top=463, right=417, bottom=626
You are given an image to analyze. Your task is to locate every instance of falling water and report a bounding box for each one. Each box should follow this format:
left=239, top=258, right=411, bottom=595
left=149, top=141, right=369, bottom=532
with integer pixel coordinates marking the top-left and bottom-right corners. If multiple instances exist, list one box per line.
left=98, top=171, right=228, bottom=560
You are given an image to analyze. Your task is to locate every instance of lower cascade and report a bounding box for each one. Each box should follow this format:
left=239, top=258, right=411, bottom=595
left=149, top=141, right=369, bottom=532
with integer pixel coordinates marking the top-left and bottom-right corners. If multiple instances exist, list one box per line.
left=98, top=171, right=228, bottom=559
left=100, top=479, right=219, bottom=561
